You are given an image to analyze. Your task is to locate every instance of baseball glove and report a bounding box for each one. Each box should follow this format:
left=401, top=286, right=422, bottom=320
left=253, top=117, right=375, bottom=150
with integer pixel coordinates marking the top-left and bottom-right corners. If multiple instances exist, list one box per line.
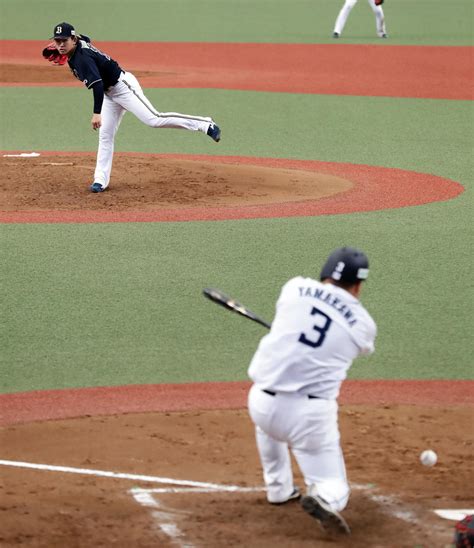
left=42, top=44, right=68, bottom=66
left=453, top=515, right=474, bottom=548
left=374, top=0, right=384, bottom=5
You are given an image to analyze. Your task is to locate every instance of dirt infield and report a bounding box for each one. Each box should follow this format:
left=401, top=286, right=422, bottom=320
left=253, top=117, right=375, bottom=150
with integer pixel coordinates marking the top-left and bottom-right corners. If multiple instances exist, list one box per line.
left=1, top=42, right=472, bottom=99
left=1, top=401, right=473, bottom=547
left=0, top=153, right=352, bottom=211
left=1, top=382, right=473, bottom=546
left=0, top=153, right=463, bottom=223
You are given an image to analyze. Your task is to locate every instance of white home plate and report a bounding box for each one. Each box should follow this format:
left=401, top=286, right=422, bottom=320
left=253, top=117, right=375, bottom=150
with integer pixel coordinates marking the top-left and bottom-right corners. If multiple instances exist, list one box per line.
left=434, top=509, right=474, bottom=521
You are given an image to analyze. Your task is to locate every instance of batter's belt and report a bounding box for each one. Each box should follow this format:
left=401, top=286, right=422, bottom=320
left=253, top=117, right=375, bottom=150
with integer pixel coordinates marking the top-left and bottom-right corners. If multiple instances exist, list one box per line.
left=262, top=389, right=323, bottom=400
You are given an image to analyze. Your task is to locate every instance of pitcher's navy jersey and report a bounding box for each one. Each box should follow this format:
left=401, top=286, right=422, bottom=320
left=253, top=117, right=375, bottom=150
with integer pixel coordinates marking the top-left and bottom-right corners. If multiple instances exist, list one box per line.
left=68, top=39, right=122, bottom=90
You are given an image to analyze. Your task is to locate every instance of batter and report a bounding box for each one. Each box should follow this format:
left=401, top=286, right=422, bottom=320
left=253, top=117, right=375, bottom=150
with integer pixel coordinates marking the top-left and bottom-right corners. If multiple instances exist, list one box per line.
left=48, top=22, right=221, bottom=193
left=247, top=247, right=377, bottom=535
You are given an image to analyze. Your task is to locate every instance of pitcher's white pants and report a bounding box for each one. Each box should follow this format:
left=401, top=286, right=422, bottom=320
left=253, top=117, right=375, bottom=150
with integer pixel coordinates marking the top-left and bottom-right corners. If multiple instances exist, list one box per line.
left=248, top=385, right=350, bottom=511
left=94, top=71, right=212, bottom=188
left=334, top=0, right=386, bottom=37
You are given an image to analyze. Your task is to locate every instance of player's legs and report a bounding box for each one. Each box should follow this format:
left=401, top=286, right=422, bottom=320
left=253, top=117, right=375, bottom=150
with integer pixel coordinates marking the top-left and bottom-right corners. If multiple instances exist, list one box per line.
left=288, top=398, right=350, bottom=512
left=368, top=0, right=387, bottom=37
left=333, top=0, right=358, bottom=36
left=247, top=385, right=296, bottom=503
left=111, top=72, right=212, bottom=133
left=93, top=96, right=126, bottom=188
left=292, top=441, right=350, bottom=511
left=254, top=426, right=295, bottom=503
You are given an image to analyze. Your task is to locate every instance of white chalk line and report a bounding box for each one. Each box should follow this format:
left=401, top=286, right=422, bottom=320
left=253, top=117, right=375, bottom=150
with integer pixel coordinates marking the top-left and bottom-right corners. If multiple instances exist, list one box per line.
left=131, top=491, right=193, bottom=548
left=2, top=459, right=463, bottom=544
left=0, top=459, right=247, bottom=490
left=0, top=458, right=263, bottom=548
left=130, top=485, right=266, bottom=547
left=131, top=483, right=423, bottom=547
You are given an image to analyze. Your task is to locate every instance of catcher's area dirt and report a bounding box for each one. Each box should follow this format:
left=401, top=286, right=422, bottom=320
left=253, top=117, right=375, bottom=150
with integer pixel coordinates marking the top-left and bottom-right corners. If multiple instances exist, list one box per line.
left=1, top=405, right=472, bottom=547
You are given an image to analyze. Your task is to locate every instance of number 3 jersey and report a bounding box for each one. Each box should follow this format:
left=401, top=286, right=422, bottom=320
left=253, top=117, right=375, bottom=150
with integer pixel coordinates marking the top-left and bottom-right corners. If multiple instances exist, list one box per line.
left=248, top=277, right=377, bottom=400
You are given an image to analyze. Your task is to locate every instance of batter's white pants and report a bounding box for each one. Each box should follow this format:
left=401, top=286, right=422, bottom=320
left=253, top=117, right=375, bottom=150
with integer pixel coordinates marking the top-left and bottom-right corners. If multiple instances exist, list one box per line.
left=334, top=0, right=386, bottom=37
left=248, top=384, right=350, bottom=512
left=93, top=71, right=213, bottom=188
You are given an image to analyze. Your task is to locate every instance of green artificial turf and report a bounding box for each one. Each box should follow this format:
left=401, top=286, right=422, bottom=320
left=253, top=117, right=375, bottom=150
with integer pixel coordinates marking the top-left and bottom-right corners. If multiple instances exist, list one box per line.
left=1, top=88, right=473, bottom=391
left=0, top=1, right=473, bottom=393
left=0, top=0, right=472, bottom=45
left=1, top=88, right=472, bottom=179
left=1, top=201, right=472, bottom=393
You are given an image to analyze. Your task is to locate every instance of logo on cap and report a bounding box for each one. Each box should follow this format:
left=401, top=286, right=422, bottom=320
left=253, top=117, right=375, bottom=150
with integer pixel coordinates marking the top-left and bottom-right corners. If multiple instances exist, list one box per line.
left=331, top=261, right=345, bottom=280
left=52, top=22, right=76, bottom=39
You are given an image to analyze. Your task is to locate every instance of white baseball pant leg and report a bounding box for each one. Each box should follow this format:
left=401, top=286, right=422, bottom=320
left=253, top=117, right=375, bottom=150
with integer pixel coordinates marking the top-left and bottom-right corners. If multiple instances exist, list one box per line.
left=333, top=0, right=358, bottom=36
left=94, top=71, right=213, bottom=188
left=117, top=71, right=212, bottom=131
left=94, top=95, right=126, bottom=188
left=248, top=385, right=350, bottom=511
left=254, top=426, right=295, bottom=503
left=368, top=0, right=386, bottom=37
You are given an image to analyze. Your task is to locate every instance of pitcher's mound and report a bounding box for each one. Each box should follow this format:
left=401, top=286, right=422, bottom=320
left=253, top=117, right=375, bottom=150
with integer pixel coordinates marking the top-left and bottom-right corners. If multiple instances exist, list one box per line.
left=0, top=153, right=352, bottom=212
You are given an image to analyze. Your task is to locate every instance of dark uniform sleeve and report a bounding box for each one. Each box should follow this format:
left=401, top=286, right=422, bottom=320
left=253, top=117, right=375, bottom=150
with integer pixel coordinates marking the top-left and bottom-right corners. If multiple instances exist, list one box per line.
left=68, top=41, right=122, bottom=115
left=74, top=52, right=105, bottom=114
left=91, top=81, right=105, bottom=114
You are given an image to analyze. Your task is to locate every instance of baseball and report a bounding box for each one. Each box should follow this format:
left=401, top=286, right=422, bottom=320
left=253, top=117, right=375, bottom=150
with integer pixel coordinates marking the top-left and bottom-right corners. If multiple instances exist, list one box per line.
left=420, top=449, right=437, bottom=467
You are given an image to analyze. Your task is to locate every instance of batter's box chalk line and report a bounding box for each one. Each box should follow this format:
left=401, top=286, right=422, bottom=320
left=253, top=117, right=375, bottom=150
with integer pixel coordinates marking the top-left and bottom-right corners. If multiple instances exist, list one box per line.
left=0, top=459, right=263, bottom=548
left=130, top=485, right=265, bottom=548
left=1, top=460, right=464, bottom=545
left=133, top=483, right=419, bottom=547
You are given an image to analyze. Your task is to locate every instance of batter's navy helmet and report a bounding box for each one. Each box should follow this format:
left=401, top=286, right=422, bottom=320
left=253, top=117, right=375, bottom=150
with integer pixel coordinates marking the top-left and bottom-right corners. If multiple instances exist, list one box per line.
left=320, top=247, right=369, bottom=284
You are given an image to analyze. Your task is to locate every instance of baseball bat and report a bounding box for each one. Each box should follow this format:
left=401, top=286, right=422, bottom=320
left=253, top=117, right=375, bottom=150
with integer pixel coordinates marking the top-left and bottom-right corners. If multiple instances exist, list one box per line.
left=202, top=287, right=271, bottom=329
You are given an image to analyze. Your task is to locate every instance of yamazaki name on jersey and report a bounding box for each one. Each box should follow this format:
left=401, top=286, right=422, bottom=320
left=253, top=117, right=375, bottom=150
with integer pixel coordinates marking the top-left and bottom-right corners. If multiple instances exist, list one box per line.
left=298, top=286, right=357, bottom=326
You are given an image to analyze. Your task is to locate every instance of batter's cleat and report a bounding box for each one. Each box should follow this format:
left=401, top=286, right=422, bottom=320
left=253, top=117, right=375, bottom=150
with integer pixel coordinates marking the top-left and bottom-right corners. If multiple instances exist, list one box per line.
left=380, top=33, right=388, bottom=39
left=269, top=487, right=301, bottom=505
left=333, top=32, right=340, bottom=38
left=301, top=494, right=351, bottom=535
left=207, top=122, right=221, bottom=142
left=90, top=182, right=105, bottom=193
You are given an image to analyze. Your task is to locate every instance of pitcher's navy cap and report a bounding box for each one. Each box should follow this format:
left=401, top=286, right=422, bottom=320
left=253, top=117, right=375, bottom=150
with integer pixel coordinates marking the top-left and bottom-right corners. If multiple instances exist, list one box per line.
left=51, top=22, right=76, bottom=39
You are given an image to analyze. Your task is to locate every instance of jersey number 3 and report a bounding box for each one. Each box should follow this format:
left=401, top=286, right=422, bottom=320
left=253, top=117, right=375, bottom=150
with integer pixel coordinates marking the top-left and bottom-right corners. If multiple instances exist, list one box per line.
left=298, top=307, right=332, bottom=348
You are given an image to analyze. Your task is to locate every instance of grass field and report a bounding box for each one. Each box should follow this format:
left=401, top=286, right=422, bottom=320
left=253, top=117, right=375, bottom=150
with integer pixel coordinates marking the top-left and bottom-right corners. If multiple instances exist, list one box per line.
left=0, top=0, right=473, bottom=45
left=0, top=0, right=473, bottom=393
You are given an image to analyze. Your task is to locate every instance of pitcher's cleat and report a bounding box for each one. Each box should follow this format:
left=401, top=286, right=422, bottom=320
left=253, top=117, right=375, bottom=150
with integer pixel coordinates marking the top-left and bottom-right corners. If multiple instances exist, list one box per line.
left=207, top=122, right=221, bottom=142
left=90, top=182, right=105, bottom=193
